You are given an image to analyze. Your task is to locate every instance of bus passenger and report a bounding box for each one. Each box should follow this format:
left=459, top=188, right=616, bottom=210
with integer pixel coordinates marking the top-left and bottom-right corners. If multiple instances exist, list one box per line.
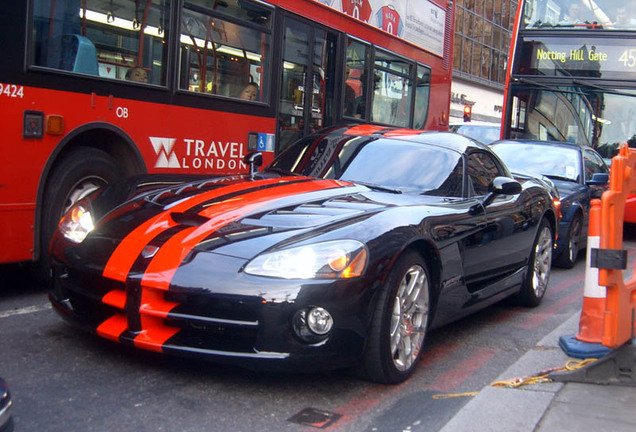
left=126, top=67, right=148, bottom=83
left=344, top=66, right=356, bottom=116
left=560, top=2, right=583, bottom=24
left=238, top=82, right=259, bottom=101
left=612, top=6, right=636, bottom=28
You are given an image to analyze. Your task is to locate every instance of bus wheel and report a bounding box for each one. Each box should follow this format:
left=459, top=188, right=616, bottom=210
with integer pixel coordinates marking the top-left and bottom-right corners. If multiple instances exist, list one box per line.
left=38, top=148, right=123, bottom=281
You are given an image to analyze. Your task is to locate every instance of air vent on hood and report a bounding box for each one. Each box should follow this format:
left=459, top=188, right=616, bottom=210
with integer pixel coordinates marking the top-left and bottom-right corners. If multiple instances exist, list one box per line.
left=170, top=212, right=210, bottom=227
left=242, top=197, right=386, bottom=228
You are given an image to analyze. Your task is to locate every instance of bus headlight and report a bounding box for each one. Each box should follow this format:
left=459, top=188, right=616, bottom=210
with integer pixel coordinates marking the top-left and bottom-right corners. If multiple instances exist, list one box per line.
left=59, top=198, right=95, bottom=243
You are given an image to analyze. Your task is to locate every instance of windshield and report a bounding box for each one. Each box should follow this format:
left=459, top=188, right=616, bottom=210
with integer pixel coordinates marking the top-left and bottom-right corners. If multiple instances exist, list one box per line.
left=269, top=135, right=465, bottom=195
left=522, top=0, right=636, bottom=30
left=450, top=124, right=501, bottom=144
left=492, top=142, right=582, bottom=181
left=506, top=85, right=636, bottom=159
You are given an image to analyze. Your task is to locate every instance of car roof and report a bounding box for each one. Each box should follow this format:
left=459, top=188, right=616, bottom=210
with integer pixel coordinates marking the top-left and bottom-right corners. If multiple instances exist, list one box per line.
left=489, top=138, right=590, bottom=151
left=335, top=124, right=490, bottom=154
left=449, top=121, right=501, bottom=127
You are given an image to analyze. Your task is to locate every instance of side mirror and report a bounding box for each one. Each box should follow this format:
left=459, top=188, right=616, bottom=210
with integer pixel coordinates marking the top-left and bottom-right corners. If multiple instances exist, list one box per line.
left=490, top=176, right=522, bottom=195
left=586, top=172, right=609, bottom=186
left=470, top=177, right=522, bottom=215
left=244, top=152, right=263, bottom=179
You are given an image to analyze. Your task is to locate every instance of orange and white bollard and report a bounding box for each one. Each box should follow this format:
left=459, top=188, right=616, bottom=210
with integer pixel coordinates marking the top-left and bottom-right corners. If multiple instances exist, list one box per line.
left=559, top=199, right=611, bottom=358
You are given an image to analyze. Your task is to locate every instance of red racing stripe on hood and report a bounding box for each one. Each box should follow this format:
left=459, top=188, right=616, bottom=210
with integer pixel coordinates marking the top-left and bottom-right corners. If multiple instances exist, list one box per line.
left=102, top=176, right=305, bottom=282
left=139, top=178, right=350, bottom=292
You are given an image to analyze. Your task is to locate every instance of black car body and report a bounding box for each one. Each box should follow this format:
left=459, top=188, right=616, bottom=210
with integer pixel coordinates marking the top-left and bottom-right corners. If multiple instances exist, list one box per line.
left=490, top=139, right=609, bottom=268
left=49, top=125, right=558, bottom=384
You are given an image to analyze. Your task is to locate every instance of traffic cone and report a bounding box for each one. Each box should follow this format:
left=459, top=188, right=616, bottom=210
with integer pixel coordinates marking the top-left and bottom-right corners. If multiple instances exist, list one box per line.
left=559, top=199, right=612, bottom=358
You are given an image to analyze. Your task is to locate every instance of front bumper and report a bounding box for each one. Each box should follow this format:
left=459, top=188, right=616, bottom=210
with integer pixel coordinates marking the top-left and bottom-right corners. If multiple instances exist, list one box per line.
left=49, top=254, right=378, bottom=372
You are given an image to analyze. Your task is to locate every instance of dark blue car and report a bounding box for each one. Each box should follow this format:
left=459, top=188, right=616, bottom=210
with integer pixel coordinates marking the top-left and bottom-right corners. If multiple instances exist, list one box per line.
left=490, top=140, right=609, bottom=268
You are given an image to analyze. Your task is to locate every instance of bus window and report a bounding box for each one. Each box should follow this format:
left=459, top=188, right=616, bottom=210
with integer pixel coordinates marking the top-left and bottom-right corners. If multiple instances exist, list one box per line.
left=179, top=0, right=272, bottom=101
left=372, top=49, right=413, bottom=127
left=310, top=29, right=337, bottom=133
left=31, top=0, right=170, bottom=85
left=344, top=39, right=370, bottom=119
left=278, top=19, right=336, bottom=152
left=522, top=0, right=636, bottom=30
left=414, top=65, right=431, bottom=129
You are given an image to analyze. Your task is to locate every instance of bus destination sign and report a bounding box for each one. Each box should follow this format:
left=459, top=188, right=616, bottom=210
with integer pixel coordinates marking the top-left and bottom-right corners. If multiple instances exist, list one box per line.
left=525, top=37, right=636, bottom=79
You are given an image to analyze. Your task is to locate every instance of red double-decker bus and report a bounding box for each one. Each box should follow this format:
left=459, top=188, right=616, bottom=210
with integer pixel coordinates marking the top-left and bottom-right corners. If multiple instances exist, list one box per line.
left=0, top=0, right=454, bottom=274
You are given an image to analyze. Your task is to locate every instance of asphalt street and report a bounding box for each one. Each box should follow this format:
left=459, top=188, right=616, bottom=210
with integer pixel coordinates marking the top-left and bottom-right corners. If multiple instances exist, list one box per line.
left=1, top=233, right=634, bottom=431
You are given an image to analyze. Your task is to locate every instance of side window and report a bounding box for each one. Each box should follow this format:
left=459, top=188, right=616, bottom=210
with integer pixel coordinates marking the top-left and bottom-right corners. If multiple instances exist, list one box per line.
left=179, top=0, right=272, bottom=101
left=344, top=39, right=370, bottom=119
left=466, top=151, right=503, bottom=196
left=584, top=149, right=609, bottom=182
left=371, top=49, right=412, bottom=127
left=32, top=0, right=170, bottom=85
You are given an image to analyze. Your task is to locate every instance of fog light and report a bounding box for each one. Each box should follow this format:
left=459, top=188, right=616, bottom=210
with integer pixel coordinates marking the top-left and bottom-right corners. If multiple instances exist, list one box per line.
left=292, top=307, right=333, bottom=343
left=307, top=307, right=333, bottom=335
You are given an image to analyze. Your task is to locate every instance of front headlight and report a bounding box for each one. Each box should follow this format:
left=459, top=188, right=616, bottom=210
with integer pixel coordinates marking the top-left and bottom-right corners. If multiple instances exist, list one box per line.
left=243, top=240, right=367, bottom=279
left=58, top=198, right=95, bottom=243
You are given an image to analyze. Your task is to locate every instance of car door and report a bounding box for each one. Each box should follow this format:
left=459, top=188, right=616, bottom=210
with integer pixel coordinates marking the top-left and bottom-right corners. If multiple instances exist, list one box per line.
left=461, top=150, right=535, bottom=293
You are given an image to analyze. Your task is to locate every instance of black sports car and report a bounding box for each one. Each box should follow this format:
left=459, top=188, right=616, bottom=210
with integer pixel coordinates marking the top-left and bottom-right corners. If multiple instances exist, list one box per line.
left=49, top=125, right=557, bottom=384
left=490, top=139, right=609, bottom=268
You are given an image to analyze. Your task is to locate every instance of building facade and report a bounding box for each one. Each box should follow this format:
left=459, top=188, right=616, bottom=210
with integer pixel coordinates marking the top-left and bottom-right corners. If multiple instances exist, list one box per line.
left=451, top=0, right=518, bottom=123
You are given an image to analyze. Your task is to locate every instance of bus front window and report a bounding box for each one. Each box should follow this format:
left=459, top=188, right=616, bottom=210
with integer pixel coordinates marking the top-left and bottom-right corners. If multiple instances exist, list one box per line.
left=523, top=0, right=636, bottom=30
left=508, top=86, right=636, bottom=160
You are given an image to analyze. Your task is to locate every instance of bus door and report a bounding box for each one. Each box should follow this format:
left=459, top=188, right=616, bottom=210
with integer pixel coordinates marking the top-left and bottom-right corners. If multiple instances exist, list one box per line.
left=278, top=17, right=337, bottom=153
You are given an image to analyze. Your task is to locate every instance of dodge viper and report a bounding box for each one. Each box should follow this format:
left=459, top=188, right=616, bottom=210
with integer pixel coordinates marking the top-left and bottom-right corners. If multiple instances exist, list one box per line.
left=49, top=125, right=558, bottom=384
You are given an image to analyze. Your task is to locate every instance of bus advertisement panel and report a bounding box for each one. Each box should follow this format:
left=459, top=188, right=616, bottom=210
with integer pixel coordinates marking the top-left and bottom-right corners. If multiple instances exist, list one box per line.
left=0, top=0, right=454, bottom=272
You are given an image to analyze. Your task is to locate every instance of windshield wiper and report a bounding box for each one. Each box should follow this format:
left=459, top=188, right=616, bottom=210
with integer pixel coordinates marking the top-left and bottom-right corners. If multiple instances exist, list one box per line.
left=349, top=180, right=402, bottom=194
left=261, top=167, right=301, bottom=177
left=572, top=80, right=636, bottom=98
left=516, top=78, right=588, bottom=95
left=545, top=174, right=577, bottom=182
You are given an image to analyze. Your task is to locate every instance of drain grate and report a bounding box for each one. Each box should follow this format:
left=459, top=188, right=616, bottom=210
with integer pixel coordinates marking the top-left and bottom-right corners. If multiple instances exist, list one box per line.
left=288, top=407, right=342, bottom=428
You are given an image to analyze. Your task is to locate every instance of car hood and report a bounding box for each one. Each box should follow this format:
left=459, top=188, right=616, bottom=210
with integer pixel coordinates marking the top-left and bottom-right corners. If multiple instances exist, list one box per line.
left=73, top=174, right=446, bottom=283
left=545, top=178, right=583, bottom=201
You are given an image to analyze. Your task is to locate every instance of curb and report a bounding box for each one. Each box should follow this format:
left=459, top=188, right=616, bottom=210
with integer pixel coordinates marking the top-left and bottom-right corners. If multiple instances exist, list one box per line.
left=439, top=313, right=580, bottom=432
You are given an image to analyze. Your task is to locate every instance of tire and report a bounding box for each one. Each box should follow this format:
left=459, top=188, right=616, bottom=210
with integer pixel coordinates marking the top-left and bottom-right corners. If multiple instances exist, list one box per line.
left=516, top=219, right=553, bottom=307
left=37, top=148, right=123, bottom=281
left=554, top=214, right=582, bottom=269
left=362, top=251, right=431, bottom=384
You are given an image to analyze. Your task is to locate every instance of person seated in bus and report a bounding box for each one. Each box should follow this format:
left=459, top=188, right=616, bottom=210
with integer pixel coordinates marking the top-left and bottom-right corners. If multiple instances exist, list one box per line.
left=559, top=2, right=583, bottom=24
left=611, top=6, right=636, bottom=28
left=344, top=66, right=356, bottom=117
left=238, top=82, right=259, bottom=101
left=126, top=67, right=148, bottom=83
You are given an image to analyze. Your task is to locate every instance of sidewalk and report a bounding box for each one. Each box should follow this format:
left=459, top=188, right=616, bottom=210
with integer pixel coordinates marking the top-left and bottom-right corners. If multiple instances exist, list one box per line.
left=440, top=313, right=636, bottom=432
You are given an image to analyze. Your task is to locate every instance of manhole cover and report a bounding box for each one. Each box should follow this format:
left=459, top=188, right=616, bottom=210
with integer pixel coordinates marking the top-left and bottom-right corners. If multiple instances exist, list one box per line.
left=288, top=407, right=342, bottom=428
